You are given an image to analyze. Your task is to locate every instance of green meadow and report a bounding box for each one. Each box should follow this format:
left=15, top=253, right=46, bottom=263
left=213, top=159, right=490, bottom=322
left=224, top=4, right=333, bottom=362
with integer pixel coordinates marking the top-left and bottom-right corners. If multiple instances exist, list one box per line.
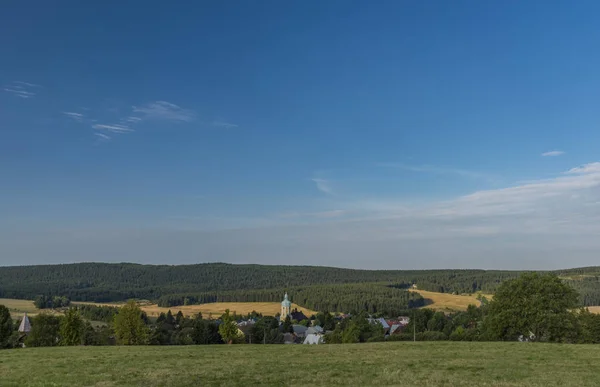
left=2, top=342, right=600, bottom=386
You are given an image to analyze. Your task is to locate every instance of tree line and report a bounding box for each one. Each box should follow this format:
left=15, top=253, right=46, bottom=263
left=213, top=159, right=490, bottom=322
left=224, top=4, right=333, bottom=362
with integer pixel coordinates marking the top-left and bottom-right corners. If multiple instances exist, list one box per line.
left=0, top=262, right=522, bottom=302
left=4, top=262, right=600, bottom=307
left=157, top=284, right=425, bottom=316
left=4, top=273, right=600, bottom=349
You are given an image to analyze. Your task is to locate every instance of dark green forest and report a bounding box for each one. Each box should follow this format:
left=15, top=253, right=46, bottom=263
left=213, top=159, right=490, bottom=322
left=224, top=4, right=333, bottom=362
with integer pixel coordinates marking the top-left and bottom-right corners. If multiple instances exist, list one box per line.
left=2, top=262, right=600, bottom=308
left=157, top=283, right=426, bottom=316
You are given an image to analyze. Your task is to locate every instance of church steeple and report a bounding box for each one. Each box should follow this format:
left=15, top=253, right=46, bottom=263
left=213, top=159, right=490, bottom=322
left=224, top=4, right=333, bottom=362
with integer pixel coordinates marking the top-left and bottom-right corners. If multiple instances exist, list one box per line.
left=281, top=293, right=291, bottom=318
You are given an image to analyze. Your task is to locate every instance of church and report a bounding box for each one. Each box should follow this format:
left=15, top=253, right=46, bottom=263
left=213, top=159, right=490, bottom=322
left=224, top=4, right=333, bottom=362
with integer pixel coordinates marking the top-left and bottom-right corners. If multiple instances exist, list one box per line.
left=280, top=293, right=308, bottom=322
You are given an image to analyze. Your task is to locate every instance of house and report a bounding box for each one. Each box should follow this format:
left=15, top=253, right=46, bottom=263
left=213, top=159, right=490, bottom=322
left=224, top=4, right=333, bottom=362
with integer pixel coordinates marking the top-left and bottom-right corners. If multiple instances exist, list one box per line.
left=389, top=324, right=404, bottom=335
left=368, top=317, right=391, bottom=335
left=306, top=325, right=323, bottom=335
left=292, top=324, right=308, bottom=339
left=236, top=319, right=256, bottom=337
left=303, top=333, right=324, bottom=345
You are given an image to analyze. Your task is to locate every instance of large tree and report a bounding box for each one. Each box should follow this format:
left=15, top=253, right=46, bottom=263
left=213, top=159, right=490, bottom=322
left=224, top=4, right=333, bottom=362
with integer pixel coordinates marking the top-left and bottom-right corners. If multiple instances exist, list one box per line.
left=484, top=273, right=579, bottom=342
left=218, top=309, right=242, bottom=344
left=0, top=305, right=13, bottom=348
left=113, top=300, right=148, bottom=345
left=26, top=314, right=62, bottom=347
left=60, top=308, right=84, bottom=346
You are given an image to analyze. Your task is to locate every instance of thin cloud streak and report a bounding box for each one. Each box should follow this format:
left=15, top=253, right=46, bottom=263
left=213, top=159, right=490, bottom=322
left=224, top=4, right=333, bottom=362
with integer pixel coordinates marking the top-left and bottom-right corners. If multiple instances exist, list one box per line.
left=63, top=112, right=85, bottom=122
left=211, top=121, right=238, bottom=129
left=542, top=150, right=565, bottom=157
left=94, top=133, right=111, bottom=141
left=132, top=101, right=195, bottom=122
left=376, top=162, right=494, bottom=181
left=92, top=124, right=133, bottom=133
left=3, top=81, right=41, bottom=98
left=312, top=178, right=334, bottom=195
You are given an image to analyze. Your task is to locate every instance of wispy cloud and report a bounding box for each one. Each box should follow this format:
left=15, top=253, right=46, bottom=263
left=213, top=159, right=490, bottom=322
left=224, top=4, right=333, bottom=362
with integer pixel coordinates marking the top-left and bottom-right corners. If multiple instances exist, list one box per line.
left=278, top=210, right=347, bottom=219
left=377, top=162, right=493, bottom=181
left=3, top=81, right=41, bottom=98
left=92, top=124, right=133, bottom=133
left=132, top=101, right=195, bottom=122
left=211, top=121, right=238, bottom=129
left=62, top=112, right=85, bottom=122
left=94, top=133, right=111, bottom=141
left=13, top=81, right=41, bottom=88
left=123, top=116, right=142, bottom=124
left=542, top=150, right=565, bottom=157
left=312, top=178, right=334, bottom=195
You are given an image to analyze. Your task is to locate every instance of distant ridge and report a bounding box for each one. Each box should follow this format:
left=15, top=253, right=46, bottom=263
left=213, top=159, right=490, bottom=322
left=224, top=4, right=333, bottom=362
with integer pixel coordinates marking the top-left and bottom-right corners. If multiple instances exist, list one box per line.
left=1, top=262, right=599, bottom=306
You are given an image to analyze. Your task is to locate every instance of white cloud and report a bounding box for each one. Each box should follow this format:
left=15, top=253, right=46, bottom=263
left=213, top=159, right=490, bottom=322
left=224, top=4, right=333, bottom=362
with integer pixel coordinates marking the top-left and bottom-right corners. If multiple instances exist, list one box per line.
left=211, top=121, right=238, bottom=129
left=123, top=116, right=142, bottom=124
left=542, top=150, right=565, bottom=157
left=3, top=81, right=40, bottom=98
left=13, top=81, right=41, bottom=88
left=377, top=162, right=494, bottom=181
left=62, top=112, right=85, bottom=122
left=92, top=124, right=133, bottom=133
left=132, top=101, right=195, bottom=122
left=312, top=178, right=334, bottom=195
left=278, top=210, right=347, bottom=219
left=94, top=133, right=111, bottom=141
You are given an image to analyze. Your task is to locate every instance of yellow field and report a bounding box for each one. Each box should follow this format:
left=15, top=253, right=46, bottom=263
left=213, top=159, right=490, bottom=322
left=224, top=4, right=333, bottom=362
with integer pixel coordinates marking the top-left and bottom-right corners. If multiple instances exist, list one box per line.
left=73, top=301, right=316, bottom=318
left=586, top=306, right=600, bottom=314
left=411, top=290, right=488, bottom=312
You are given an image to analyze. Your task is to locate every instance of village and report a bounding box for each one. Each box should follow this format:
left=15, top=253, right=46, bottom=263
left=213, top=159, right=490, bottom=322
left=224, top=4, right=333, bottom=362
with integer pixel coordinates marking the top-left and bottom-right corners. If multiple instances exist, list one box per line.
left=234, top=293, right=411, bottom=345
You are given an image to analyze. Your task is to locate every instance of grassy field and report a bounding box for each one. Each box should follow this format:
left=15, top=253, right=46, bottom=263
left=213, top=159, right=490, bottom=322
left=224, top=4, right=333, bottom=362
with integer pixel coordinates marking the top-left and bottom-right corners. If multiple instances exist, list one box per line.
left=2, top=342, right=600, bottom=386
left=73, top=301, right=316, bottom=318
left=410, top=290, right=488, bottom=311
left=0, top=298, right=41, bottom=318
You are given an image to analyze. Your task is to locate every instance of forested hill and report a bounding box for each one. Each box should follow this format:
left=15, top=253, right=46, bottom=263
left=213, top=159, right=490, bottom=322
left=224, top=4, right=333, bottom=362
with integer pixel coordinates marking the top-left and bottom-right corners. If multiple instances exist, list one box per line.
left=1, top=262, right=600, bottom=306
left=0, top=262, right=518, bottom=302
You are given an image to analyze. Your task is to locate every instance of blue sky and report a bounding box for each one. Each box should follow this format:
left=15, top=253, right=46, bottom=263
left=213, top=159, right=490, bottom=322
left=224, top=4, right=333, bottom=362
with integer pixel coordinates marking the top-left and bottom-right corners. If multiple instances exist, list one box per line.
left=2, top=1, right=600, bottom=269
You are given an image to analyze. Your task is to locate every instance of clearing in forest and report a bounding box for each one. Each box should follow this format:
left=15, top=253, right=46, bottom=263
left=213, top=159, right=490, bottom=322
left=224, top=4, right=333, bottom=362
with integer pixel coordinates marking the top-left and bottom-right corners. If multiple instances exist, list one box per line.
left=410, top=290, right=489, bottom=312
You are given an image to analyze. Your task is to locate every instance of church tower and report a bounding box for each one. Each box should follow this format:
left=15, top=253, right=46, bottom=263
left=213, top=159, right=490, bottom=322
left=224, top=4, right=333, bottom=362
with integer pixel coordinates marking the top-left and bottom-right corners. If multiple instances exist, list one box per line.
left=281, top=293, right=291, bottom=319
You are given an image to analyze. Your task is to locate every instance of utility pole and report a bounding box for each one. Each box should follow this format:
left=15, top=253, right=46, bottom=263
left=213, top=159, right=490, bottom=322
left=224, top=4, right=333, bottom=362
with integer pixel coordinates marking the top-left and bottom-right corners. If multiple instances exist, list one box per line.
left=413, top=309, right=416, bottom=342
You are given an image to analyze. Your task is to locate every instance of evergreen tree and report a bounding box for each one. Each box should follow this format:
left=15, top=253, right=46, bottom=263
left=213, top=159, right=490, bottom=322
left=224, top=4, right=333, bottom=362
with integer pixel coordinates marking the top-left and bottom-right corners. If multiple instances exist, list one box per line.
left=113, top=300, right=148, bottom=345
left=26, top=314, right=62, bottom=347
left=60, top=308, right=84, bottom=346
left=0, top=305, right=13, bottom=348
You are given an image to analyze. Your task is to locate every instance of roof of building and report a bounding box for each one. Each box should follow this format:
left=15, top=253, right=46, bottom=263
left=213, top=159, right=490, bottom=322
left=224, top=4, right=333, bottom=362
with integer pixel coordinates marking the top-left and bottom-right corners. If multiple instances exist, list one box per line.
left=292, top=324, right=308, bottom=335
left=368, top=317, right=390, bottom=329
left=281, top=293, right=292, bottom=308
left=306, top=326, right=323, bottom=335
left=290, top=310, right=308, bottom=321
left=18, top=313, right=31, bottom=333
left=303, top=333, right=324, bottom=345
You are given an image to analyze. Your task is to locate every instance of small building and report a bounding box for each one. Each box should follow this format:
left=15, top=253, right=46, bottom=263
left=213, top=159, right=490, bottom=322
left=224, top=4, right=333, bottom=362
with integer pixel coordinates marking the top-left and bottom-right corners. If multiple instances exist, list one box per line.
left=303, top=333, right=324, bottom=345
left=306, top=326, right=323, bottom=335
left=368, top=317, right=391, bottom=335
left=292, top=324, right=308, bottom=339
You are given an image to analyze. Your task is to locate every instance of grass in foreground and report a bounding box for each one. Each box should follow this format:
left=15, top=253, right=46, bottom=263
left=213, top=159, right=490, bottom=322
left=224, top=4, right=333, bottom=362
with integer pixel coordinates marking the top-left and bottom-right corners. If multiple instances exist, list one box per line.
left=2, top=342, right=600, bottom=386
